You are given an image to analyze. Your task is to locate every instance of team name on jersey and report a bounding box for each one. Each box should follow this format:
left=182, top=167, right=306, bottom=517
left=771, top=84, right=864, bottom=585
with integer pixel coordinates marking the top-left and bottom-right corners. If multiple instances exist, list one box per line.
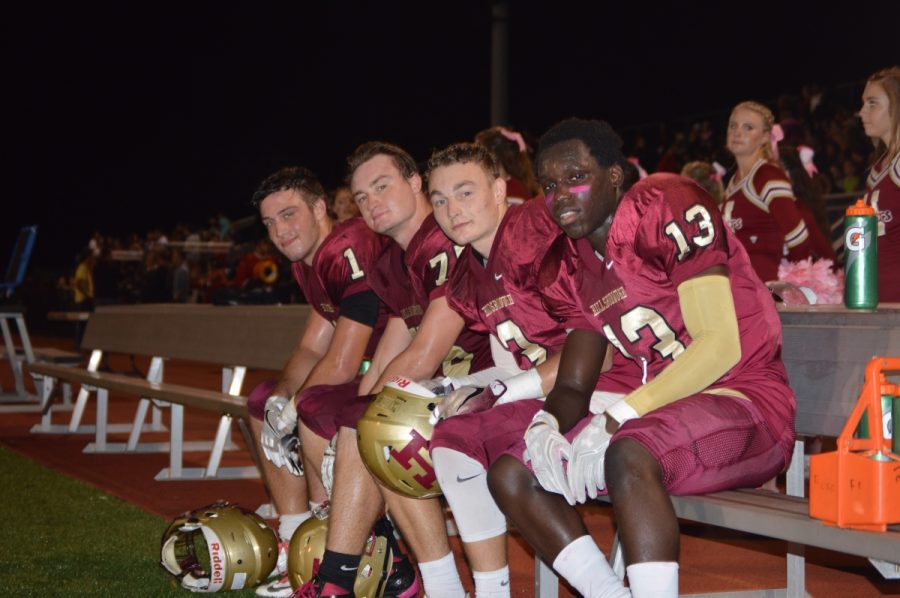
left=589, top=286, right=627, bottom=316
left=401, top=304, right=423, bottom=320
left=320, top=302, right=335, bottom=313
left=481, top=294, right=515, bottom=317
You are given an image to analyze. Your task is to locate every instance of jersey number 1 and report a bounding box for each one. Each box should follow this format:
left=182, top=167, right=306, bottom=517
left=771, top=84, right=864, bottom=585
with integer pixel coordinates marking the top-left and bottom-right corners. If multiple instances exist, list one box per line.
left=343, top=248, right=365, bottom=280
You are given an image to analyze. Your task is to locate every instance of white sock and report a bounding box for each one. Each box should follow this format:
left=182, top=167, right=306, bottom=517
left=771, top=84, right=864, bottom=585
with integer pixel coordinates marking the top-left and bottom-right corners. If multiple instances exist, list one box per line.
left=418, top=551, right=466, bottom=598
left=278, top=511, right=312, bottom=542
left=472, top=566, right=509, bottom=598
left=553, top=535, right=630, bottom=598
left=626, top=561, right=678, bottom=598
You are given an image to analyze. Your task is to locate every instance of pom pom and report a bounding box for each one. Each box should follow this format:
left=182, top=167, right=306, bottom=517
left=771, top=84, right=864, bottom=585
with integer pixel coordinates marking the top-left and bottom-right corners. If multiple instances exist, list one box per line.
left=777, top=258, right=844, bottom=304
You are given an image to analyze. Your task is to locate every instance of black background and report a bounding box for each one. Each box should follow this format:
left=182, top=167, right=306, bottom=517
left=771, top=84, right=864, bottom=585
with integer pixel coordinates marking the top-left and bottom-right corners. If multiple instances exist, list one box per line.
left=5, top=1, right=897, bottom=268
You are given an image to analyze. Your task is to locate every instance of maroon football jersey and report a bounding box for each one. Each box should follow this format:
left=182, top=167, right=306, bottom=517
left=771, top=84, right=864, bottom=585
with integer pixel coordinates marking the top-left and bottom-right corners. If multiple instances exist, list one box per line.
left=368, top=241, right=419, bottom=323
left=404, top=215, right=493, bottom=377
left=291, top=217, right=391, bottom=357
left=446, top=199, right=565, bottom=371
left=541, top=173, right=794, bottom=434
left=723, top=159, right=813, bottom=282
left=864, top=151, right=900, bottom=302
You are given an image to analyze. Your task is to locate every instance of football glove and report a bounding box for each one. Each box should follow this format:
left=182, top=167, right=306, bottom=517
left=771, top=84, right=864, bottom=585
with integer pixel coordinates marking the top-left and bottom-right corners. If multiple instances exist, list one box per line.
left=567, top=413, right=613, bottom=503
left=455, top=380, right=508, bottom=417
left=261, top=394, right=303, bottom=476
left=417, top=376, right=455, bottom=396
left=430, top=386, right=480, bottom=422
left=524, top=410, right=575, bottom=505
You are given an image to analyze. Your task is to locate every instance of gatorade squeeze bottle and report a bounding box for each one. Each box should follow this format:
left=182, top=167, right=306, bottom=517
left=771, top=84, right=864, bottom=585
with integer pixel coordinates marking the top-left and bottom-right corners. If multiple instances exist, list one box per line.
left=843, top=199, right=878, bottom=310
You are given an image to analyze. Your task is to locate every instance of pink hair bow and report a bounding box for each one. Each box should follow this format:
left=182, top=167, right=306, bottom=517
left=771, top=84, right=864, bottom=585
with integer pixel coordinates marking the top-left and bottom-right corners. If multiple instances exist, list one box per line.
left=627, top=156, right=648, bottom=180
left=798, top=144, right=818, bottom=177
left=499, top=127, right=526, bottom=152
left=711, top=161, right=727, bottom=182
left=770, top=123, right=784, bottom=158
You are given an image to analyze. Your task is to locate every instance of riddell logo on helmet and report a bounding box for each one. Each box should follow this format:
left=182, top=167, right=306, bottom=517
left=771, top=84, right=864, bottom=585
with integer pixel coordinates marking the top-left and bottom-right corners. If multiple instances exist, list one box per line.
left=210, top=542, right=225, bottom=585
left=389, top=375, right=411, bottom=388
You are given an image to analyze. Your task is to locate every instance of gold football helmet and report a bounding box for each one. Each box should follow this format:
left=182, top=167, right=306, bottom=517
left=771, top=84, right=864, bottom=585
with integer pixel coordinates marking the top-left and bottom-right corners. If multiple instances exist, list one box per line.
left=160, top=502, right=278, bottom=592
left=287, top=510, right=328, bottom=589
left=357, top=376, right=442, bottom=499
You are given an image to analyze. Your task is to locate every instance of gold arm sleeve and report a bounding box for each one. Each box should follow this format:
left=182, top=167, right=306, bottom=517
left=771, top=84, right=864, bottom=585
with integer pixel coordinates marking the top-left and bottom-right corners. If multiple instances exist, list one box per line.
left=618, top=274, right=741, bottom=418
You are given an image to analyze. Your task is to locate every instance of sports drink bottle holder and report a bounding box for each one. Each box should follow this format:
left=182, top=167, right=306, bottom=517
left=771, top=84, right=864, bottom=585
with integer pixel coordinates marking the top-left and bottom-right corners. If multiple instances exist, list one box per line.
left=810, top=356, right=900, bottom=531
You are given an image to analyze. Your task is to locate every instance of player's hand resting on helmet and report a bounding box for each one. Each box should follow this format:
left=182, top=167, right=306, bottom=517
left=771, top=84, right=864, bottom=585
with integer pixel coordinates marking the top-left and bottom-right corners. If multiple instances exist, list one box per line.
left=431, top=386, right=480, bottom=421
left=417, top=376, right=455, bottom=396
left=567, top=413, right=614, bottom=503
left=261, top=394, right=303, bottom=476
left=524, top=410, right=575, bottom=505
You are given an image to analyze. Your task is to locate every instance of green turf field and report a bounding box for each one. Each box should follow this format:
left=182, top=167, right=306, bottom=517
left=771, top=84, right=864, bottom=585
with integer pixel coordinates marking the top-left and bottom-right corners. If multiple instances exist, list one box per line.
left=0, top=446, right=263, bottom=596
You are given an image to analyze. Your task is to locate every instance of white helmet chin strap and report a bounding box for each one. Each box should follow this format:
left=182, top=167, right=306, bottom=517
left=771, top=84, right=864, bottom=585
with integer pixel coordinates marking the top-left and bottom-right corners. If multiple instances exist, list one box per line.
left=159, top=527, right=221, bottom=592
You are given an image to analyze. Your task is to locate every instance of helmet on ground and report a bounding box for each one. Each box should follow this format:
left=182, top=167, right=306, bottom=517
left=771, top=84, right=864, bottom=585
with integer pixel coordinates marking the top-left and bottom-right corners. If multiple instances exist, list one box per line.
left=160, top=501, right=278, bottom=592
left=357, top=376, right=441, bottom=498
left=287, top=511, right=328, bottom=589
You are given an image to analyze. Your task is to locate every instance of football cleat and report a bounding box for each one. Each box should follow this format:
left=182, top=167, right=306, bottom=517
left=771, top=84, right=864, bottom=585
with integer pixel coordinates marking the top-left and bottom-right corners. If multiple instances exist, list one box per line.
left=383, top=554, right=420, bottom=598
left=256, top=575, right=294, bottom=597
left=290, top=577, right=353, bottom=598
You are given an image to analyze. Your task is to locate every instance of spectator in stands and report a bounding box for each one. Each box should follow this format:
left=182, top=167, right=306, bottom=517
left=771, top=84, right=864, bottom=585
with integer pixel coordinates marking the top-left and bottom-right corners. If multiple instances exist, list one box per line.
left=681, top=161, right=725, bottom=204
left=216, top=211, right=231, bottom=239
left=778, top=145, right=837, bottom=263
left=233, top=238, right=274, bottom=289
left=655, top=131, right=689, bottom=173
left=839, top=159, right=862, bottom=193
left=475, top=126, right=541, bottom=202
left=140, top=250, right=170, bottom=303
left=777, top=94, right=807, bottom=147
left=329, top=186, right=361, bottom=222
left=723, top=101, right=814, bottom=281
left=73, top=248, right=96, bottom=347
left=779, top=145, right=838, bottom=262
left=73, top=249, right=96, bottom=312
left=171, top=250, right=191, bottom=303
left=860, top=66, right=900, bottom=302
left=93, top=245, right=120, bottom=306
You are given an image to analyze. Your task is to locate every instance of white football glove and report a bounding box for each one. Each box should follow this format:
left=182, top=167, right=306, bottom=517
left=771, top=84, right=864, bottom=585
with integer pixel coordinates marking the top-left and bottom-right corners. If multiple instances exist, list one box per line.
left=430, top=386, right=479, bottom=423
left=261, top=394, right=303, bottom=476
left=567, top=413, right=613, bottom=503
left=524, top=410, right=575, bottom=505
left=321, top=434, right=337, bottom=498
left=417, top=376, right=455, bottom=396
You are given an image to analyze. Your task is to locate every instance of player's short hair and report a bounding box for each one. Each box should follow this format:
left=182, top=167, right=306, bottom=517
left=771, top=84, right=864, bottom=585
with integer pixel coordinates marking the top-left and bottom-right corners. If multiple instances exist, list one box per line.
left=251, top=166, right=326, bottom=209
left=535, top=118, right=627, bottom=171
left=426, top=142, right=501, bottom=180
left=346, top=141, right=419, bottom=183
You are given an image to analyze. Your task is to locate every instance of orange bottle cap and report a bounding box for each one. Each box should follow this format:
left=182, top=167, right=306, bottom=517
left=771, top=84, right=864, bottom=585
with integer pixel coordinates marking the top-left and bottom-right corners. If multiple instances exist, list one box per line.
left=846, top=198, right=876, bottom=216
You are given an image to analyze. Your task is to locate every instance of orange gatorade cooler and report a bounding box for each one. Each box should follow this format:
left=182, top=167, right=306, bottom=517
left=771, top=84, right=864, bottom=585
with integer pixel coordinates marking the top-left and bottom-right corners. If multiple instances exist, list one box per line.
left=809, top=356, right=900, bottom=531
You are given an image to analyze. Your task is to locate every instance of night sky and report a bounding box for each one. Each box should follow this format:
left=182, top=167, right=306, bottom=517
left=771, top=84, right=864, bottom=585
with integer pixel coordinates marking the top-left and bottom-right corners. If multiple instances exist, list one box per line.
left=5, top=1, right=897, bottom=269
